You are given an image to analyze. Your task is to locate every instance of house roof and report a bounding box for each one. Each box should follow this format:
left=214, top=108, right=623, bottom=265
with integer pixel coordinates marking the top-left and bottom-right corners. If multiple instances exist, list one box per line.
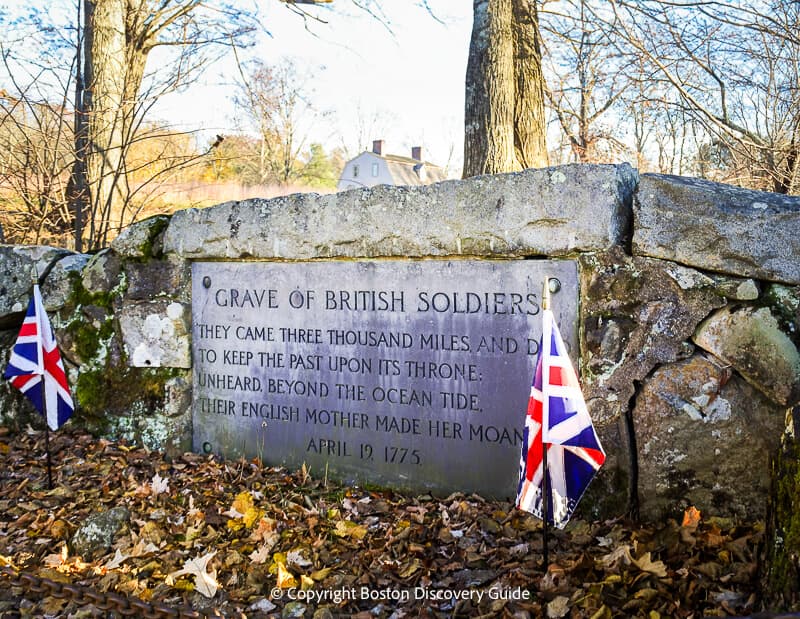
left=370, top=152, right=447, bottom=186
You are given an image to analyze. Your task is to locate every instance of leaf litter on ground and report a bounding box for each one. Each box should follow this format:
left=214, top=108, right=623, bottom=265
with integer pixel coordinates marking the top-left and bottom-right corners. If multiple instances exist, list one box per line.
left=0, top=426, right=765, bottom=618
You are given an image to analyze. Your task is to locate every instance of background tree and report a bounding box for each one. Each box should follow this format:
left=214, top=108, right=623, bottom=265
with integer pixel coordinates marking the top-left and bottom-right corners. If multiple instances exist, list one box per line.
left=540, top=0, right=629, bottom=164
left=0, top=1, right=261, bottom=249
left=609, top=0, right=800, bottom=194
left=0, top=73, right=74, bottom=245
left=233, top=57, right=338, bottom=188
left=72, top=0, right=260, bottom=249
left=463, top=0, right=549, bottom=178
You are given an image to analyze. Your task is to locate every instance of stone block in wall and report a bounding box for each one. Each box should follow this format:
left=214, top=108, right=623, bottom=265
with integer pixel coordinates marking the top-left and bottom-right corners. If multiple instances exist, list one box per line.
left=709, top=276, right=759, bottom=301
left=110, top=215, right=170, bottom=259
left=118, top=300, right=190, bottom=368
left=123, top=257, right=190, bottom=302
left=0, top=245, right=73, bottom=326
left=580, top=248, right=726, bottom=425
left=82, top=249, right=122, bottom=296
left=635, top=354, right=784, bottom=520
left=633, top=174, right=800, bottom=285
left=693, top=306, right=800, bottom=406
left=579, top=248, right=727, bottom=513
left=42, top=254, right=91, bottom=312
left=162, top=375, right=192, bottom=457
left=764, top=284, right=800, bottom=347
left=163, top=164, right=638, bottom=259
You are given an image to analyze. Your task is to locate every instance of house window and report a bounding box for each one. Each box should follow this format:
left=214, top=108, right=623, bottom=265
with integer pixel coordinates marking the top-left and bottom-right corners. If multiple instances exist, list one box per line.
left=353, top=165, right=359, bottom=178
left=372, top=163, right=379, bottom=177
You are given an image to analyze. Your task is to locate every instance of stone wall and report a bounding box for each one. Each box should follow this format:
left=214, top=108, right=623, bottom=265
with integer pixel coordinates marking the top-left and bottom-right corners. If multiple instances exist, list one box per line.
left=1, top=163, right=798, bottom=521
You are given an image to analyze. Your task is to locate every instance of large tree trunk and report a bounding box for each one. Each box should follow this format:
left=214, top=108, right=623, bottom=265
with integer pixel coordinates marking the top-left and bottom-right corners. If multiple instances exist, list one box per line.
left=511, top=0, right=548, bottom=170
left=84, top=0, right=127, bottom=249
left=463, top=0, right=548, bottom=178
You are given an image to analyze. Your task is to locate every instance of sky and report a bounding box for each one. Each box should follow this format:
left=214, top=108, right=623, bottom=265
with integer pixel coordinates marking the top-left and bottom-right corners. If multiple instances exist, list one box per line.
left=155, top=1, right=473, bottom=178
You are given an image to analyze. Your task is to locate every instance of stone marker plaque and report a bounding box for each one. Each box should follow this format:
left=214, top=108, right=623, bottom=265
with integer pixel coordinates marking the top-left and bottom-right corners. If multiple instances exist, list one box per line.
left=192, top=260, right=578, bottom=498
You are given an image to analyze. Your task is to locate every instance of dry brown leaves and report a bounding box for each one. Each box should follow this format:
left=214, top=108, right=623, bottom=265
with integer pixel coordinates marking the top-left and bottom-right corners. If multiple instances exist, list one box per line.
left=0, top=426, right=762, bottom=618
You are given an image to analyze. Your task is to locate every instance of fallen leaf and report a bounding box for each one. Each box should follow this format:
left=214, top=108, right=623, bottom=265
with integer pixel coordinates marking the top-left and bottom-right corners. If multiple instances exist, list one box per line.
left=682, top=506, right=701, bottom=529
left=334, top=519, right=367, bottom=540
left=167, top=551, right=220, bottom=598
left=249, top=544, right=272, bottom=564
left=104, top=549, right=129, bottom=570
left=547, top=595, right=570, bottom=618
left=276, top=560, right=297, bottom=589
left=633, top=552, right=668, bottom=578
left=286, top=549, right=312, bottom=568
left=150, top=472, right=169, bottom=496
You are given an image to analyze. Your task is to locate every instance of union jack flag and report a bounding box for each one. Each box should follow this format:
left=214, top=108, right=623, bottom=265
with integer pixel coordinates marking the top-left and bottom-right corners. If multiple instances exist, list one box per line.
left=516, top=308, right=605, bottom=529
left=4, top=284, right=74, bottom=430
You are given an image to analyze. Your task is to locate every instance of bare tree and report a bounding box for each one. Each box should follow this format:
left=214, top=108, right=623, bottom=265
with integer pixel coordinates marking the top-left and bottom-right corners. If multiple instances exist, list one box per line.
left=540, top=0, right=629, bottom=164
left=0, top=55, right=74, bottom=245
left=463, top=0, right=549, bottom=178
left=71, top=0, right=262, bottom=249
left=234, top=56, right=334, bottom=187
left=0, top=1, right=263, bottom=249
left=609, top=0, right=800, bottom=194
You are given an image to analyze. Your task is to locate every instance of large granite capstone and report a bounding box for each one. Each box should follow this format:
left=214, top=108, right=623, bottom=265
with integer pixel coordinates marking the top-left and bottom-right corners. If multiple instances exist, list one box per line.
left=163, top=164, right=637, bottom=259
left=633, top=174, right=800, bottom=285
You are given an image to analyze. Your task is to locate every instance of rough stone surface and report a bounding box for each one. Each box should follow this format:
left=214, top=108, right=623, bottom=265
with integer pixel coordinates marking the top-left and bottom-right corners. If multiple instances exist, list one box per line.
left=634, top=174, right=800, bottom=285
left=41, top=253, right=91, bottom=312
left=110, top=215, right=170, bottom=258
left=0, top=330, right=38, bottom=428
left=161, top=374, right=192, bottom=457
left=578, top=248, right=726, bottom=512
left=69, top=506, right=130, bottom=558
left=635, top=354, right=784, bottom=520
left=0, top=245, right=73, bottom=325
left=580, top=248, right=726, bottom=425
left=118, top=300, right=190, bottom=368
left=123, top=257, right=190, bottom=302
left=163, top=164, right=638, bottom=259
left=709, top=275, right=760, bottom=301
left=764, top=284, right=800, bottom=346
left=693, top=306, right=800, bottom=406
left=82, top=249, right=122, bottom=295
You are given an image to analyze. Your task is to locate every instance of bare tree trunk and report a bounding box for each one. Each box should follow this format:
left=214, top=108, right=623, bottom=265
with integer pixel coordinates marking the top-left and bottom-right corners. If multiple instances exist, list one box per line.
left=512, top=0, right=548, bottom=170
left=84, top=0, right=127, bottom=250
left=68, top=0, right=90, bottom=253
left=464, top=0, right=548, bottom=178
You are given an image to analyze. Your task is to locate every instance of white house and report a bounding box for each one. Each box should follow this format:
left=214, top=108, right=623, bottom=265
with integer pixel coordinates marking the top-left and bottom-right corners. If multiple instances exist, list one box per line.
left=337, top=140, right=447, bottom=191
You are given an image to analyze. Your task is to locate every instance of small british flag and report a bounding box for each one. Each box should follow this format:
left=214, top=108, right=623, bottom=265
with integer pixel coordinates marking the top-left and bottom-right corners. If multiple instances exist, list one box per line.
left=4, top=284, right=74, bottom=430
left=516, top=307, right=605, bottom=529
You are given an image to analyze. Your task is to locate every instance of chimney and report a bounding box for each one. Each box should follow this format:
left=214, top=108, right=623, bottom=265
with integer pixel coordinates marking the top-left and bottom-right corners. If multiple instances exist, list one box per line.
left=411, top=146, right=422, bottom=161
left=372, top=140, right=384, bottom=155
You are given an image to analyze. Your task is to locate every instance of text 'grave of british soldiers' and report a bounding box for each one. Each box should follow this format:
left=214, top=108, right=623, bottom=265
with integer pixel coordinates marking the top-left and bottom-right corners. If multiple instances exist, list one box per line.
left=191, top=259, right=578, bottom=497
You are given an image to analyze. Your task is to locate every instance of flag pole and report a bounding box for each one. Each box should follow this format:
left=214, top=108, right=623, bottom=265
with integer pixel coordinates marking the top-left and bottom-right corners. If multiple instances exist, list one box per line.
left=541, top=277, right=551, bottom=571
left=44, top=422, right=53, bottom=490
left=31, top=267, right=53, bottom=490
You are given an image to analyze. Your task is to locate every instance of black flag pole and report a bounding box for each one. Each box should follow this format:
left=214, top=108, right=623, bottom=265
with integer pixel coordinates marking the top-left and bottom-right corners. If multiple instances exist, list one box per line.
left=44, top=423, right=53, bottom=490
left=541, top=277, right=551, bottom=571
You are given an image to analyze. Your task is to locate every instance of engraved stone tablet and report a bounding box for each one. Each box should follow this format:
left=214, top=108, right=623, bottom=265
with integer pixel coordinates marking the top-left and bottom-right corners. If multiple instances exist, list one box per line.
left=192, top=260, right=578, bottom=498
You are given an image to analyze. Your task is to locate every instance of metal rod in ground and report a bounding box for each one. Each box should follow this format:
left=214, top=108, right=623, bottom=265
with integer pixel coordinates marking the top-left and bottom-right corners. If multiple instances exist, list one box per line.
left=541, top=275, right=551, bottom=572
left=44, top=424, right=53, bottom=490
left=542, top=439, right=549, bottom=571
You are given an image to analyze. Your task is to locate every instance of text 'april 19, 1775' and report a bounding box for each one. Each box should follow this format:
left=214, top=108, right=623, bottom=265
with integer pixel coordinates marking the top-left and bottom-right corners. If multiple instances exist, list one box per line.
left=191, top=260, right=578, bottom=498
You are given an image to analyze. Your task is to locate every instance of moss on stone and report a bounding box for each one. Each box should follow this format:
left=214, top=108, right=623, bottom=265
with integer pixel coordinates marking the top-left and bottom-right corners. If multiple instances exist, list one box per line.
left=764, top=423, right=800, bottom=609
left=75, top=365, right=181, bottom=433
left=762, top=284, right=800, bottom=348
